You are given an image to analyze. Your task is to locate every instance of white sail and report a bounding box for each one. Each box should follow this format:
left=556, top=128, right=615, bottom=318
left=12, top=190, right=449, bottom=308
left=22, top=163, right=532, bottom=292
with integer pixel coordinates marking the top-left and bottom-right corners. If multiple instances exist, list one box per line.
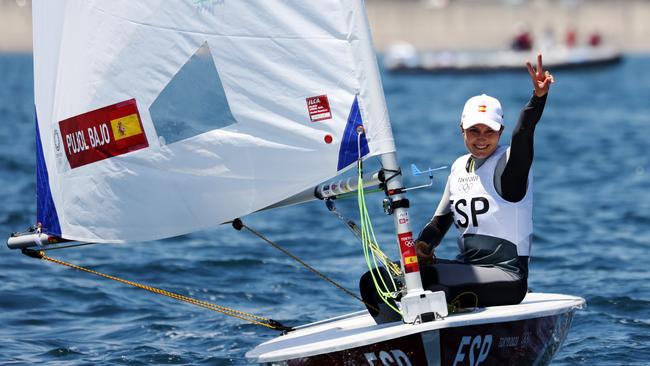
left=32, top=0, right=394, bottom=243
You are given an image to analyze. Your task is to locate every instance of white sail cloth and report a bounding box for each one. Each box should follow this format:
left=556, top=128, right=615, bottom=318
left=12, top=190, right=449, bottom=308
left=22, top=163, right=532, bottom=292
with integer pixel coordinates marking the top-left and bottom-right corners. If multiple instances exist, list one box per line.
left=32, top=0, right=395, bottom=243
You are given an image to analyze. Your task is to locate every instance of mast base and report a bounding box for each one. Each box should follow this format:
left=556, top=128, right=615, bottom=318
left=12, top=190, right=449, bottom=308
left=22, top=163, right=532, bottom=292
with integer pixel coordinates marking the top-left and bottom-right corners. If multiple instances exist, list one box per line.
left=401, top=290, right=448, bottom=324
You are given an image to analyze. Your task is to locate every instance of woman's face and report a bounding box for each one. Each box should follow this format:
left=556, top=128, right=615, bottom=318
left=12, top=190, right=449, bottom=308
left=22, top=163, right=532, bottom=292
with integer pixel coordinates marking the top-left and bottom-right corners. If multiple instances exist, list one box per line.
left=461, top=123, right=503, bottom=159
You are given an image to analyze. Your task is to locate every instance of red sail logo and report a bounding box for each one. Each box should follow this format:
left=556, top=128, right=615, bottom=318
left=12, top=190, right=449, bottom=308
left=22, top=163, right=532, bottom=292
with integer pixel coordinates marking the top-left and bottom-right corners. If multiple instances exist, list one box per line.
left=306, top=94, right=332, bottom=122
left=58, top=99, right=149, bottom=169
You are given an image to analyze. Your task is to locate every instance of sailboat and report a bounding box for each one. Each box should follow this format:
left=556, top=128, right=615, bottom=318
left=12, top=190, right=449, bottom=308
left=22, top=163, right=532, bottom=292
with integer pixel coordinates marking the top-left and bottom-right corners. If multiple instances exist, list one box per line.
left=8, top=1, right=584, bottom=365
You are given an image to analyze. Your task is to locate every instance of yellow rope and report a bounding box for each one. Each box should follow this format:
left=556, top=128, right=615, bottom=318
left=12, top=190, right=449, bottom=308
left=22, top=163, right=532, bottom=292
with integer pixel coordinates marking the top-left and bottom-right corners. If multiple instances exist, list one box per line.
left=358, top=173, right=401, bottom=315
left=26, top=250, right=286, bottom=330
left=355, top=141, right=401, bottom=314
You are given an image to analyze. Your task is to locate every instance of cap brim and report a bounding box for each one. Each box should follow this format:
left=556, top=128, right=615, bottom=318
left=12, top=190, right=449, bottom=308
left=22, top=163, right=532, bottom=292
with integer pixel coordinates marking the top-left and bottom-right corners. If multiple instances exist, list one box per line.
left=462, top=116, right=502, bottom=131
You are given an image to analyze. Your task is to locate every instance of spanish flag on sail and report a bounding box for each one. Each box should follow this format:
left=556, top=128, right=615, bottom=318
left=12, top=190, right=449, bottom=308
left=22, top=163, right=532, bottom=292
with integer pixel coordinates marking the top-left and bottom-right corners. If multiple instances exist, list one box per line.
left=111, top=114, right=143, bottom=141
left=58, top=98, right=148, bottom=169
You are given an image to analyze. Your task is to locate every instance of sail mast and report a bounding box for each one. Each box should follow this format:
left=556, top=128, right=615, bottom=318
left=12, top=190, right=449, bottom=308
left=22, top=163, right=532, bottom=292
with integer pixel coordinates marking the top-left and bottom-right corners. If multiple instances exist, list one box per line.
left=349, top=2, right=447, bottom=322
left=378, top=153, right=424, bottom=293
left=349, top=1, right=426, bottom=293
left=380, top=154, right=448, bottom=323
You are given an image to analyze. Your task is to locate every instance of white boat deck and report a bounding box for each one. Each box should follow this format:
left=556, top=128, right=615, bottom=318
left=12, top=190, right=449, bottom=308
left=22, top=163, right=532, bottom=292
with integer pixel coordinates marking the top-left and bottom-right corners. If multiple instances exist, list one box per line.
left=246, top=292, right=585, bottom=363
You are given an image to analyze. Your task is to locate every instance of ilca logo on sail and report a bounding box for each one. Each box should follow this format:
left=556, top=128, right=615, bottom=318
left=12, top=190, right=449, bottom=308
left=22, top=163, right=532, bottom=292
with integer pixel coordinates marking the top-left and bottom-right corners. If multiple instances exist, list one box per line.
left=306, top=94, right=332, bottom=122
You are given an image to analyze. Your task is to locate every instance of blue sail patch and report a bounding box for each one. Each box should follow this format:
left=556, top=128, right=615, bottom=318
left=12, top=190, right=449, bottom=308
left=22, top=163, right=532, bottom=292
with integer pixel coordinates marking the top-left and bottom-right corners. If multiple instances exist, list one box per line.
left=337, top=96, right=369, bottom=171
left=149, top=42, right=237, bottom=145
left=35, top=112, right=62, bottom=236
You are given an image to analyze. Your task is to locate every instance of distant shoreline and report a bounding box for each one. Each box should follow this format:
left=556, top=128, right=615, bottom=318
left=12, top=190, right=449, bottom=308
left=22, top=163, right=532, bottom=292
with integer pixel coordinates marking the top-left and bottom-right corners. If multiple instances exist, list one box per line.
left=0, top=1, right=31, bottom=52
left=1, top=0, right=649, bottom=53
left=365, top=0, right=650, bottom=53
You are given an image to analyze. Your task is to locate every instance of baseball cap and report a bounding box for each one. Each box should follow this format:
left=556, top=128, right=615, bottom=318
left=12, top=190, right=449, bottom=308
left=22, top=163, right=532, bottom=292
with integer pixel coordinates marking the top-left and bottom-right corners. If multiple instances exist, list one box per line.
left=460, top=94, right=504, bottom=131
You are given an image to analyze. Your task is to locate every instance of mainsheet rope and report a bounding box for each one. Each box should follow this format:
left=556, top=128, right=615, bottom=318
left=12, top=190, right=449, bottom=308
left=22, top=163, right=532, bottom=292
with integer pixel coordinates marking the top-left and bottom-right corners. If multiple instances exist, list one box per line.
left=21, top=248, right=292, bottom=332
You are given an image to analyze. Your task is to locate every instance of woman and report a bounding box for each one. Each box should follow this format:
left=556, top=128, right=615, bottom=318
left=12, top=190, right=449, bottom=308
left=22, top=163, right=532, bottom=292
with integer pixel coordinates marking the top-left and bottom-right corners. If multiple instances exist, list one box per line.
left=360, top=54, right=554, bottom=321
left=414, top=53, right=554, bottom=308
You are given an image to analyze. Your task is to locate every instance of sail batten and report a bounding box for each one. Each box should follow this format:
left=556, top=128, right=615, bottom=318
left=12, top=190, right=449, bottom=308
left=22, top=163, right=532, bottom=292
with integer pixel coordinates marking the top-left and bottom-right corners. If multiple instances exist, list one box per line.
left=32, top=0, right=394, bottom=243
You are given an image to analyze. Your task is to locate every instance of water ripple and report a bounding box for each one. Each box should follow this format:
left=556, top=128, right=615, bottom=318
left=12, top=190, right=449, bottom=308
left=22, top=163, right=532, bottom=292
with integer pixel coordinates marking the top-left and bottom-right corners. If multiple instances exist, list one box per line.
left=2, top=54, right=649, bottom=365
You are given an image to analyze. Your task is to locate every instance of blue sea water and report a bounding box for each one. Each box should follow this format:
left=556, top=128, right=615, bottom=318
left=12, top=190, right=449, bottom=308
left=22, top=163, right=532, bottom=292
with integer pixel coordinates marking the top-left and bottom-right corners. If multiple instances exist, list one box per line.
left=0, top=53, right=649, bottom=365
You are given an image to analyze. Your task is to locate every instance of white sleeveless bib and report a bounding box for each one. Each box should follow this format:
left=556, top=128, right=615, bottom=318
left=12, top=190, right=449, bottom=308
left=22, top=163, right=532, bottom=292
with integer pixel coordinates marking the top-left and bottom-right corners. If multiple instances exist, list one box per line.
left=448, top=146, right=533, bottom=256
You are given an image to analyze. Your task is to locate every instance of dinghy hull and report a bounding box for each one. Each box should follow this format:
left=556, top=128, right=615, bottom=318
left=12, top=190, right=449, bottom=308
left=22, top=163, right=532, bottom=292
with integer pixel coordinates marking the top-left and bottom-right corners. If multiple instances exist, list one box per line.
left=247, top=293, right=584, bottom=366
left=275, top=312, right=573, bottom=366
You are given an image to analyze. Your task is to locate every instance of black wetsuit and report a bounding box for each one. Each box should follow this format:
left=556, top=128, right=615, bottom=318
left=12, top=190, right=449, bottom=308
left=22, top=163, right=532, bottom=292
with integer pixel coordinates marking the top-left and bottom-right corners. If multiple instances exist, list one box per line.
left=360, top=94, right=546, bottom=318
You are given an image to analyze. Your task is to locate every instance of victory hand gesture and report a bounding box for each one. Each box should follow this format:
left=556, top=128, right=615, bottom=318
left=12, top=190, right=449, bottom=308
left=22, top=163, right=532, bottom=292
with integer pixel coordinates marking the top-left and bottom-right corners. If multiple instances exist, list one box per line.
left=526, top=53, right=554, bottom=97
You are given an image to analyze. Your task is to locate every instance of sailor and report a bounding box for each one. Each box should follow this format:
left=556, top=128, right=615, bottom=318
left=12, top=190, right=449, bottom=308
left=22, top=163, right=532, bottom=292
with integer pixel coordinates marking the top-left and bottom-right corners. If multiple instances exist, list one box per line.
left=414, top=53, right=554, bottom=309
left=359, top=54, right=554, bottom=321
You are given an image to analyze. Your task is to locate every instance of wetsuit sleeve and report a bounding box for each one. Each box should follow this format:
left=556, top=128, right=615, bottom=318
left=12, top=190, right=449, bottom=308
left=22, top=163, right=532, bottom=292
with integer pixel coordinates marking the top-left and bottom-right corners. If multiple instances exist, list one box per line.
left=417, top=176, right=453, bottom=247
left=501, top=93, right=547, bottom=202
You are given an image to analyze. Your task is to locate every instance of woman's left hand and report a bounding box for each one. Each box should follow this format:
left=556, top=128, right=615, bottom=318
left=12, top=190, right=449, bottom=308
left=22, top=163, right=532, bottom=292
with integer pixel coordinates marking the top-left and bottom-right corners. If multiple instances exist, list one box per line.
left=416, top=240, right=436, bottom=266
left=526, top=53, right=554, bottom=97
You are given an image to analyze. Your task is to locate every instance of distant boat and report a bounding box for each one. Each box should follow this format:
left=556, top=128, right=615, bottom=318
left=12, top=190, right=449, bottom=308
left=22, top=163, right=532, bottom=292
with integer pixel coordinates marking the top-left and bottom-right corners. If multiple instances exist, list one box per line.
left=384, top=42, right=623, bottom=73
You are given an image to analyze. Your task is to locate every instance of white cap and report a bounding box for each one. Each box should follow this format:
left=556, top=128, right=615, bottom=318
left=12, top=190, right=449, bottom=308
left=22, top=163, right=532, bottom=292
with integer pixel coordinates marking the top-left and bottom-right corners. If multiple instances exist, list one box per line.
left=461, top=94, right=504, bottom=131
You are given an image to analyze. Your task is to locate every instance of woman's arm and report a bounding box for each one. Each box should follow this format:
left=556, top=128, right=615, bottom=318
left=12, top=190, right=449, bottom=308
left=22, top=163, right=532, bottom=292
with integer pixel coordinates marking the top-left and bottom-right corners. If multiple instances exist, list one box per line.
left=501, top=53, right=554, bottom=202
left=500, top=94, right=546, bottom=202
left=416, top=177, right=453, bottom=264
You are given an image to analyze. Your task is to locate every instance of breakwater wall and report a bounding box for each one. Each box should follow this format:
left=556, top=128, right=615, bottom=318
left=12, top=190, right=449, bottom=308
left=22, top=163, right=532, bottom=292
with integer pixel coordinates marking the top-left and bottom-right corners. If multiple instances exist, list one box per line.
left=365, top=0, right=650, bottom=52
left=1, top=0, right=648, bottom=52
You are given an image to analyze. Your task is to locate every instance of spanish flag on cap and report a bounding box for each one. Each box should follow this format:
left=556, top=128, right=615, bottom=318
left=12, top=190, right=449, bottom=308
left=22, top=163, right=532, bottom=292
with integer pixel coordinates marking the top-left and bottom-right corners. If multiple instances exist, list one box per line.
left=460, top=94, right=504, bottom=131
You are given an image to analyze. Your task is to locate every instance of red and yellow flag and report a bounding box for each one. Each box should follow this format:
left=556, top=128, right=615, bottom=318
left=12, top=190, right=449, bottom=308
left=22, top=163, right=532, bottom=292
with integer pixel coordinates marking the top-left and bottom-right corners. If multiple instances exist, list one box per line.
left=111, top=114, right=143, bottom=141
left=58, top=99, right=149, bottom=169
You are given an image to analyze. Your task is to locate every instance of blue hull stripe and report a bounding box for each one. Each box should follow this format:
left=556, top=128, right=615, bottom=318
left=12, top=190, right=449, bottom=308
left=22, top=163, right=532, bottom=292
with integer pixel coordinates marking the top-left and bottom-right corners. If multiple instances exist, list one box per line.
left=337, top=96, right=369, bottom=171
